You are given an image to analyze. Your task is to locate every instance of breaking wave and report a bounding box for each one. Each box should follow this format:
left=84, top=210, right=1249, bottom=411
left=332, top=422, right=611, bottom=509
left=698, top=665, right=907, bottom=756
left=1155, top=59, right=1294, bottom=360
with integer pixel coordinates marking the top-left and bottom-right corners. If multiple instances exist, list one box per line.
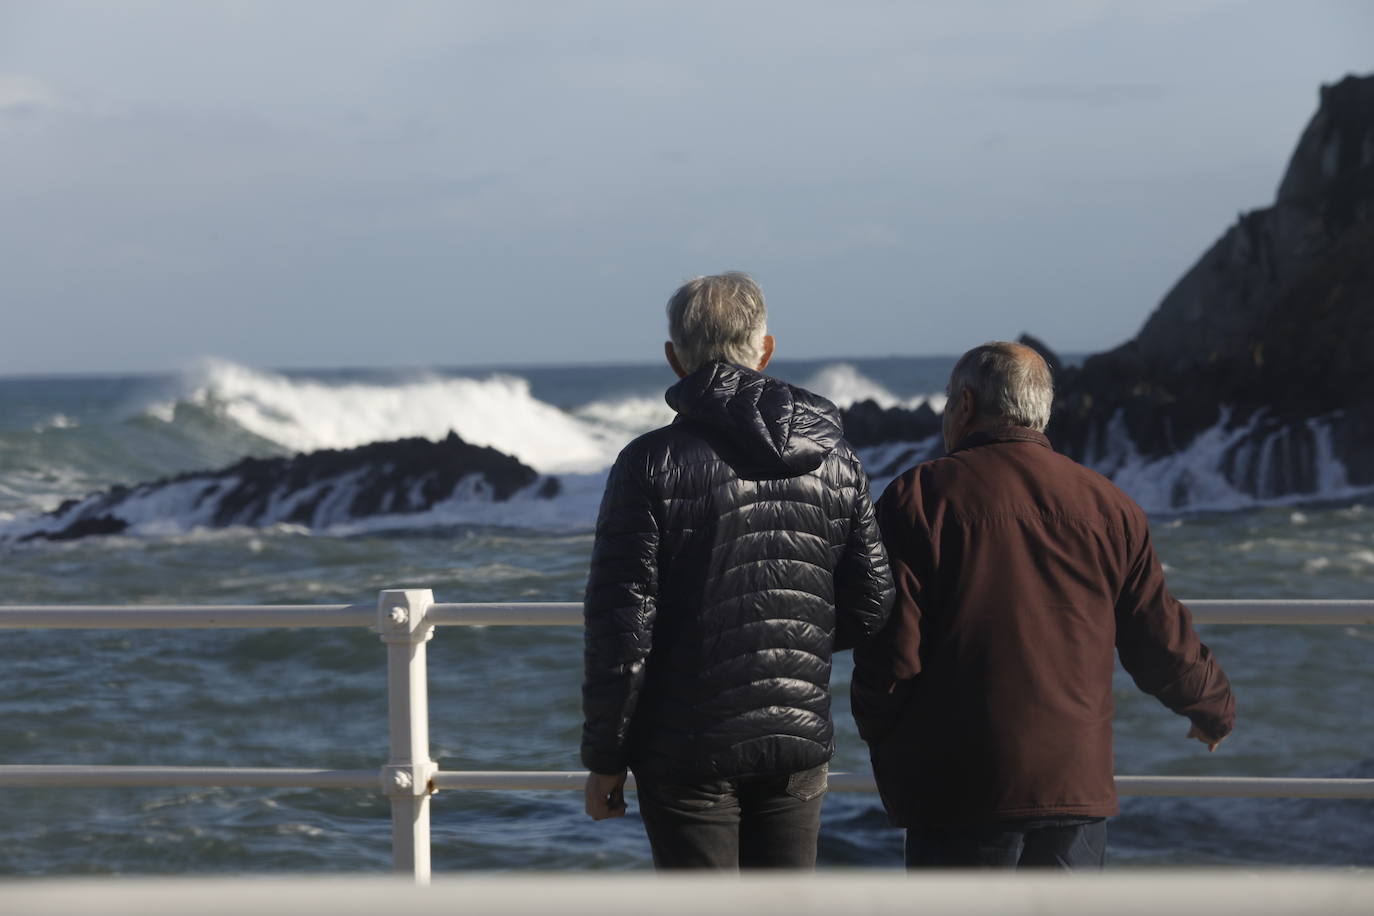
left=801, top=363, right=946, bottom=412
left=5, top=358, right=1372, bottom=541
left=1087, top=408, right=1371, bottom=515
left=133, top=360, right=946, bottom=477
left=141, top=360, right=643, bottom=475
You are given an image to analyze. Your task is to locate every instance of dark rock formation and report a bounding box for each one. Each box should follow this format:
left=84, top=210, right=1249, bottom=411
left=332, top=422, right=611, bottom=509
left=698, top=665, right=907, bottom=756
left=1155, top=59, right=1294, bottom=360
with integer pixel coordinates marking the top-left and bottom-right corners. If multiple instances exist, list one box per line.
left=17, top=432, right=559, bottom=540
left=1047, top=73, right=1374, bottom=504
left=845, top=73, right=1374, bottom=508
left=841, top=399, right=942, bottom=447
left=22, top=514, right=130, bottom=542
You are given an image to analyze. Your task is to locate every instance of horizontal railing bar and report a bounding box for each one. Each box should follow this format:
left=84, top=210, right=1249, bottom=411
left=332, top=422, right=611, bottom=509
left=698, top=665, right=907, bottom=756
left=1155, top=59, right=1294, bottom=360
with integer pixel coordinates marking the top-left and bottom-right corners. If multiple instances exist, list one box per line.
left=1186, top=599, right=1374, bottom=626
left=1116, top=775, right=1374, bottom=798
left=430, top=771, right=1374, bottom=799
left=0, top=766, right=379, bottom=789
left=429, top=603, right=579, bottom=626
left=0, top=600, right=1369, bottom=629
left=8, top=767, right=1368, bottom=799
left=436, top=770, right=591, bottom=791
left=0, top=605, right=375, bottom=629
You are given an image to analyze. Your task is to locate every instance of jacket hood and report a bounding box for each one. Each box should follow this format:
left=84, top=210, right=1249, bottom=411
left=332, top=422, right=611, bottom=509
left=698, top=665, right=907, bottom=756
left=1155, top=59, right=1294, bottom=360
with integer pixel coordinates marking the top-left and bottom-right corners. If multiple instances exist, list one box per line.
left=665, top=362, right=843, bottom=476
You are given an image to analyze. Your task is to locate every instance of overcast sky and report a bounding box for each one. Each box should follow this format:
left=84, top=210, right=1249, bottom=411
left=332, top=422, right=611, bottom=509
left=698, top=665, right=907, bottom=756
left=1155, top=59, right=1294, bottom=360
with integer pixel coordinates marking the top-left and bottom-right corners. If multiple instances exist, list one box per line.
left=1, top=0, right=1369, bottom=375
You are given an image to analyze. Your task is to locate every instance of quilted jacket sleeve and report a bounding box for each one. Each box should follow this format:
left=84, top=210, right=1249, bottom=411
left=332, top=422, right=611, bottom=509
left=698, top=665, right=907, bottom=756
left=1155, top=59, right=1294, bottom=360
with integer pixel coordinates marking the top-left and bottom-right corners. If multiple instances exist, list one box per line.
left=1115, top=513, right=1236, bottom=741
left=850, top=469, right=930, bottom=744
left=833, top=458, right=895, bottom=652
left=580, top=444, right=660, bottom=775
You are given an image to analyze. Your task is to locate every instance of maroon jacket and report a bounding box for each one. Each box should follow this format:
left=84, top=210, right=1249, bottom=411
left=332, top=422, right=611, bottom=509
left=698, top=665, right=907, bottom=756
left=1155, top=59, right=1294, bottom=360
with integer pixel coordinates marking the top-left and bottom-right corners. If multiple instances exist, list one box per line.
left=851, top=427, right=1235, bottom=827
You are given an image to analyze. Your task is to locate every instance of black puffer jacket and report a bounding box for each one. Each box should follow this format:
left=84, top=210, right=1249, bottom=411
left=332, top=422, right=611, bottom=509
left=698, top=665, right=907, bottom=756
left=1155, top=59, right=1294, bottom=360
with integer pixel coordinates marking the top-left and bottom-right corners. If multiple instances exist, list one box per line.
left=581, top=362, right=894, bottom=780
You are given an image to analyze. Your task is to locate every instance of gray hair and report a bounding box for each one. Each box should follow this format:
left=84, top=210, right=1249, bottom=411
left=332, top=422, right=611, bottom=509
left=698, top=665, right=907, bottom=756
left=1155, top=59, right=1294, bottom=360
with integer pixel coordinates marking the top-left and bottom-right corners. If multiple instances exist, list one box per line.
left=948, top=341, right=1054, bottom=431
left=666, top=272, right=768, bottom=374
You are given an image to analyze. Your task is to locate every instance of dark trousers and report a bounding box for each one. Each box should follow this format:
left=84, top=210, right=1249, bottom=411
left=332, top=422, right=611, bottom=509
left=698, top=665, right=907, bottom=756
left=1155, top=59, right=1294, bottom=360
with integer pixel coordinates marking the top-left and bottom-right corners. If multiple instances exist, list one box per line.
left=905, top=817, right=1107, bottom=869
left=633, top=764, right=828, bottom=869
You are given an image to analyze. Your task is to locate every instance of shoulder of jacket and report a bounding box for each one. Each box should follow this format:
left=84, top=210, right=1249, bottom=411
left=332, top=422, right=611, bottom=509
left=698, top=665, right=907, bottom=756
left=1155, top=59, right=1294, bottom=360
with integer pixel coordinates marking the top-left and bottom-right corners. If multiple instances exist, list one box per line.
left=616, top=422, right=715, bottom=474
left=825, top=437, right=866, bottom=473
left=891, top=451, right=953, bottom=486
left=1043, top=450, right=1149, bottom=517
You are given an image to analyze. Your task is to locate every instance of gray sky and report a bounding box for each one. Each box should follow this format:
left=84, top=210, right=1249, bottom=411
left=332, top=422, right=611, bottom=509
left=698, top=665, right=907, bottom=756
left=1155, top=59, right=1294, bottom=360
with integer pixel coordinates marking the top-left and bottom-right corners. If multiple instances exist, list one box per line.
left=1, top=0, right=1370, bottom=375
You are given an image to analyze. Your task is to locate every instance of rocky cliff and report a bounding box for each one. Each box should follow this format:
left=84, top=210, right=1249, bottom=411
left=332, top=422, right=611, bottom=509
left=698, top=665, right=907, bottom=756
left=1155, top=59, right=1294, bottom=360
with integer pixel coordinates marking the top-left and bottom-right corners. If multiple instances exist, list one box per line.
left=1050, top=73, right=1374, bottom=505
left=846, top=73, right=1374, bottom=509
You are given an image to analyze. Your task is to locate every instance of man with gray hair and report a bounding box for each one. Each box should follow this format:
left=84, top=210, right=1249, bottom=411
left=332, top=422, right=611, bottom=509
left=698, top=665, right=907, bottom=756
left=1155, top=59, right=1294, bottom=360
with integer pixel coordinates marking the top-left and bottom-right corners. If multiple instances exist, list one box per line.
left=852, top=341, right=1236, bottom=868
left=581, top=272, right=894, bottom=868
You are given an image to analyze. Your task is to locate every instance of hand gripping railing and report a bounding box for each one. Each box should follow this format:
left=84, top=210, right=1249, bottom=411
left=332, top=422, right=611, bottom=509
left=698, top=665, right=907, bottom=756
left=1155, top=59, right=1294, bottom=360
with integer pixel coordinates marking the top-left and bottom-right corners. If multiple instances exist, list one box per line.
left=0, top=595, right=1372, bottom=883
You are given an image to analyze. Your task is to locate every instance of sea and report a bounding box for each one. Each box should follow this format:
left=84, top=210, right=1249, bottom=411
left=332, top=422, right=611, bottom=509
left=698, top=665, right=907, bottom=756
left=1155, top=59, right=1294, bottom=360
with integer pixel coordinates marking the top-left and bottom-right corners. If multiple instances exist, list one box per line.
left=0, top=356, right=1370, bottom=874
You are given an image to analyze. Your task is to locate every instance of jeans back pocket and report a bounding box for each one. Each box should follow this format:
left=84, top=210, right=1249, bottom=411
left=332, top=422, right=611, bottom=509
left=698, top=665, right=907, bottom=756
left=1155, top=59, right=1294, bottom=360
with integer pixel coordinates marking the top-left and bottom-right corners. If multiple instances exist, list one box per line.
left=785, top=763, right=829, bottom=801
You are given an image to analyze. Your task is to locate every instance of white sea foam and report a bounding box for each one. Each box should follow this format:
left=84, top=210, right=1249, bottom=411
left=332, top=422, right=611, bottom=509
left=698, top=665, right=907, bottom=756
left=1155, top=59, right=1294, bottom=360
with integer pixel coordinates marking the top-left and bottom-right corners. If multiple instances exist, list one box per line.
left=0, top=467, right=104, bottom=515
left=141, top=400, right=178, bottom=423
left=1071, top=409, right=1374, bottom=514
left=0, top=458, right=602, bottom=540
left=323, top=470, right=610, bottom=536
left=572, top=395, right=674, bottom=439
left=801, top=362, right=945, bottom=412
left=147, top=360, right=634, bottom=474
left=862, top=407, right=1374, bottom=516
left=14, top=359, right=1373, bottom=543
left=33, top=413, right=78, bottom=432
left=135, top=360, right=945, bottom=479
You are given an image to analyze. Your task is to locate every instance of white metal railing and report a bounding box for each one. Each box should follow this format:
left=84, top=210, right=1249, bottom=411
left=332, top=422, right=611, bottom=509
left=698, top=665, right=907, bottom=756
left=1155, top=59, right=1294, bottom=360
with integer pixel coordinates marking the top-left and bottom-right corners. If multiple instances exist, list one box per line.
left=0, top=594, right=1371, bottom=883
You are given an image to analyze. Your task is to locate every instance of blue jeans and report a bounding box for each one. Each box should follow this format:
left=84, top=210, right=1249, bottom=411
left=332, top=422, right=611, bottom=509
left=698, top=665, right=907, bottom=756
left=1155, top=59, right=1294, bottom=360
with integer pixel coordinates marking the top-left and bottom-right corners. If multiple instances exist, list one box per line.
left=905, top=816, right=1107, bottom=869
left=633, top=763, right=828, bottom=869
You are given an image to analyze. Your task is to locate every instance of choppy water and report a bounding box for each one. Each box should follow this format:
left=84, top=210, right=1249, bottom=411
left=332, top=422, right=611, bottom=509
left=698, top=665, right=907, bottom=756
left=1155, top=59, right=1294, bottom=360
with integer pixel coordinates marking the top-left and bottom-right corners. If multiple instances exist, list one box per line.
left=0, top=360, right=1370, bottom=873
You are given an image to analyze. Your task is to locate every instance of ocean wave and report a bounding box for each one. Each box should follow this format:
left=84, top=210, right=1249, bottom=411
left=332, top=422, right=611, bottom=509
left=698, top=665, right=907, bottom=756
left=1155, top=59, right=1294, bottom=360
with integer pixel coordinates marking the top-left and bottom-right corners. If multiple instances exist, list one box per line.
left=571, top=395, right=674, bottom=439
left=32, top=413, right=79, bottom=432
left=12, top=359, right=1372, bottom=544
left=323, top=470, right=609, bottom=536
left=128, top=359, right=942, bottom=476
left=1091, top=409, right=1373, bottom=514
left=801, top=362, right=946, bottom=412
left=141, top=359, right=632, bottom=474
left=861, top=412, right=1374, bottom=515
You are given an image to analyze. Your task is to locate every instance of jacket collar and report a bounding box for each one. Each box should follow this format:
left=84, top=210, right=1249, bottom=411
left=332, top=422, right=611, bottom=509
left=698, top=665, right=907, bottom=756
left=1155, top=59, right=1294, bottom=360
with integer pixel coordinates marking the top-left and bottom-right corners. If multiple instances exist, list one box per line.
left=950, top=425, right=1052, bottom=455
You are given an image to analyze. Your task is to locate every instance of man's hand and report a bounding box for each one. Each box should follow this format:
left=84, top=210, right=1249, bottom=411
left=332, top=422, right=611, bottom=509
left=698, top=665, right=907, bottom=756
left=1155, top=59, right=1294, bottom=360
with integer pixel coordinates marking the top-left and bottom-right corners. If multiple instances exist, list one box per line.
left=585, top=770, right=628, bottom=820
left=1187, top=723, right=1225, bottom=752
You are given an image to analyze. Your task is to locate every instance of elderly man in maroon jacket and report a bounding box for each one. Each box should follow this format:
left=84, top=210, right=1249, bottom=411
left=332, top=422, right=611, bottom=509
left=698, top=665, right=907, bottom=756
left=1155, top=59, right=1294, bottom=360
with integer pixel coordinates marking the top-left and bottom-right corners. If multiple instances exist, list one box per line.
left=852, top=341, right=1236, bottom=868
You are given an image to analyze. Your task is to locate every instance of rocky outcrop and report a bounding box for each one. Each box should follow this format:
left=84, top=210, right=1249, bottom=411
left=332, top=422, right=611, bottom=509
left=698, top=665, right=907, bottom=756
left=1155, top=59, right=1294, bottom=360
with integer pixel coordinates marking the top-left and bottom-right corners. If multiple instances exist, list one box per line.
left=846, top=73, right=1374, bottom=508
left=1047, top=73, right=1374, bottom=505
left=841, top=399, right=942, bottom=447
left=18, top=432, right=559, bottom=541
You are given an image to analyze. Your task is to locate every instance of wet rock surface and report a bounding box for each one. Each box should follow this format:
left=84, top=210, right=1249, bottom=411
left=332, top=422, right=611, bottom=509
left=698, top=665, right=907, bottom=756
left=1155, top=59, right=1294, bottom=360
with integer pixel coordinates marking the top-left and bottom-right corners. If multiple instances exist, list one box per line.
left=19, top=432, right=556, bottom=540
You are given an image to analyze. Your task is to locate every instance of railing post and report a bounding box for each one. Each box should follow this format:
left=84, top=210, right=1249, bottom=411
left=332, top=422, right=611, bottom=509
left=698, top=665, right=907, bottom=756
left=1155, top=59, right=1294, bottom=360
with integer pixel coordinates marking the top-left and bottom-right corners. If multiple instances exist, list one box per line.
left=377, top=589, right=438, bottom=884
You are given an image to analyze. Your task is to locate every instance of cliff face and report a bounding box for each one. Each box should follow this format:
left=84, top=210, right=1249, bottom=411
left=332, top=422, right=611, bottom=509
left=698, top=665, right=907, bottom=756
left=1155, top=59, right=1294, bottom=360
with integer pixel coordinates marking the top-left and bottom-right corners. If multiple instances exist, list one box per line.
left=840, top=74, right=1374, bottom=508
left=1043, top=74, right=1374, bottom=505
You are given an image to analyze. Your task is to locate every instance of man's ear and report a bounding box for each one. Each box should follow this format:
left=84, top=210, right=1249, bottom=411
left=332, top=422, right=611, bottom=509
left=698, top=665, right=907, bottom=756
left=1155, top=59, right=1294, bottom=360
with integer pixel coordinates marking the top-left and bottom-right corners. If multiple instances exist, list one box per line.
left=665, top=341, right=688, bottom=378
left=756, top=335, right=775, bottom=371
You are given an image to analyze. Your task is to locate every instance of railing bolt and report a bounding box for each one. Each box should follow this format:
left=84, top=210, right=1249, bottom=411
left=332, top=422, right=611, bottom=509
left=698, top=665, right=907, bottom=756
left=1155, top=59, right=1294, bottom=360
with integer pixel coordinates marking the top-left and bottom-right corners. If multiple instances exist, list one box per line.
left=389, top=607, right=409, bottom=626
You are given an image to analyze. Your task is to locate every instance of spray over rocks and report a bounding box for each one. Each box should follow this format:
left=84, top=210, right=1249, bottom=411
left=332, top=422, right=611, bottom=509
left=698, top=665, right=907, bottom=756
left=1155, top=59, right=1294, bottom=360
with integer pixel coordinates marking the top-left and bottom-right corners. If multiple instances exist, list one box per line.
left=15, top=433, right=558, bottom=541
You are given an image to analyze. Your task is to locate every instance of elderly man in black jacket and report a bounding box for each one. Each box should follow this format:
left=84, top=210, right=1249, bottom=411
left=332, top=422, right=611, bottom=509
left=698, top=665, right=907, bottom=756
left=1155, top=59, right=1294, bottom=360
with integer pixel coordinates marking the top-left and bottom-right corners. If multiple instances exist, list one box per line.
left=581, top=272, right=895, bottom=869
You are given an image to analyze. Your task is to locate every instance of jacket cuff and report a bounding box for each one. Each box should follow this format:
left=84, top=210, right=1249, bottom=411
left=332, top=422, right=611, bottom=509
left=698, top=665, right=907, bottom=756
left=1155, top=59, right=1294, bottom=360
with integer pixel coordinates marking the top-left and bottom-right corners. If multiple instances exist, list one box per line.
left=1188, top=696, right=1236, bottom=741
left=581, top=747, right=627, bottom=775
